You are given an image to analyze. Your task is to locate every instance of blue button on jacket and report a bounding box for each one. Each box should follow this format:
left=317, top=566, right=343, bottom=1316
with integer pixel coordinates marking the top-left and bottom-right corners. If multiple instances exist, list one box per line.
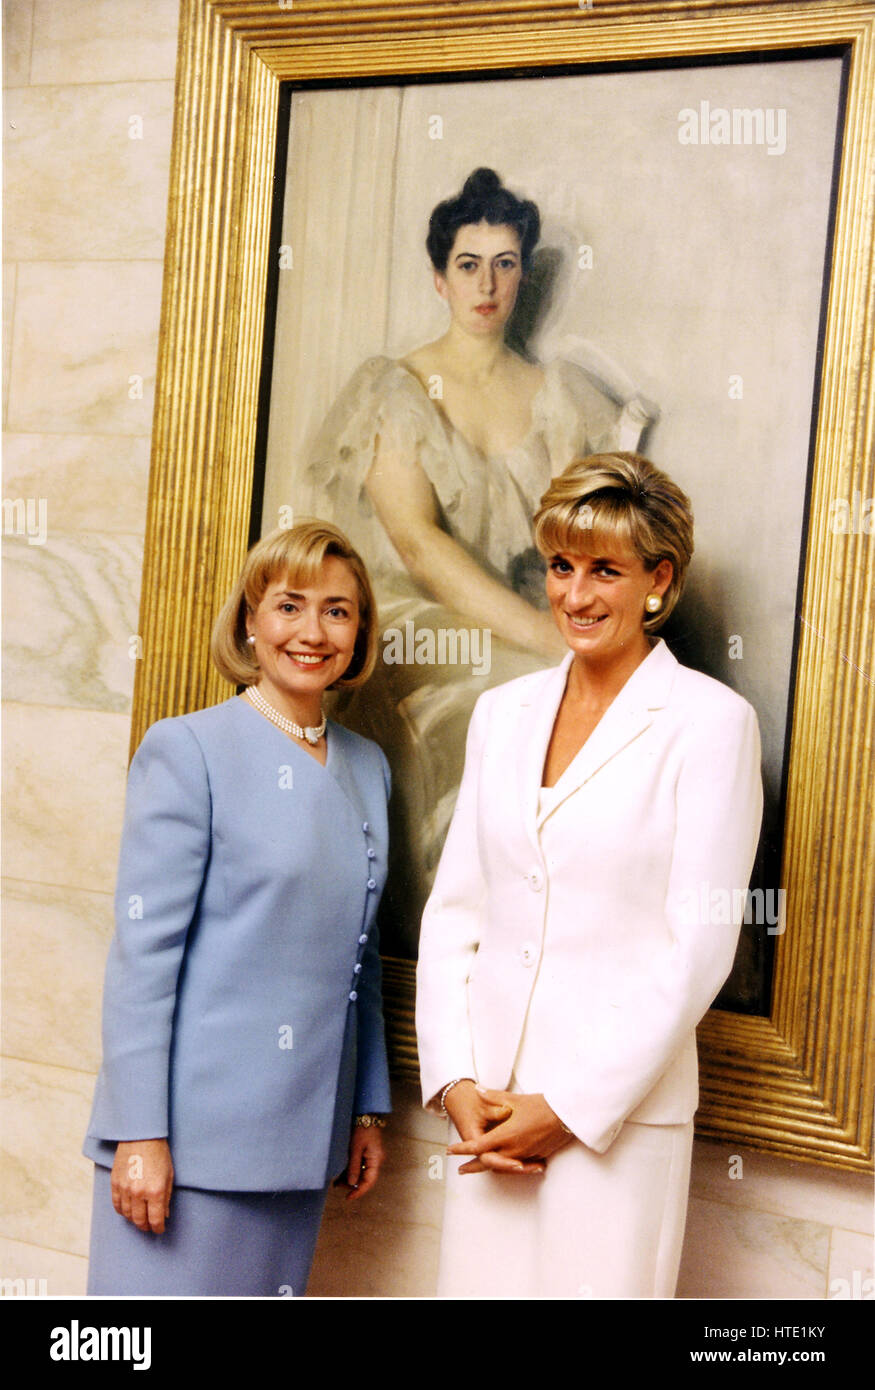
left=84, top=697, right=392, bottom=1191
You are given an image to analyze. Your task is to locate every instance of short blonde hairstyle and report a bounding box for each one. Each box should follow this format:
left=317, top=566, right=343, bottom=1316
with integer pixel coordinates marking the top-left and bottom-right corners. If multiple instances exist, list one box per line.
left=211, top=520, right=379, bottom=688
left=533, top=453, right=694, bottom=632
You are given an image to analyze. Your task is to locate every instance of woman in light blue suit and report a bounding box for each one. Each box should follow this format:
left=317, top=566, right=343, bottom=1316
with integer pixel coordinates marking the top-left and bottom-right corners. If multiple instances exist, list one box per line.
left=84, top=521, right=391, bottom=1296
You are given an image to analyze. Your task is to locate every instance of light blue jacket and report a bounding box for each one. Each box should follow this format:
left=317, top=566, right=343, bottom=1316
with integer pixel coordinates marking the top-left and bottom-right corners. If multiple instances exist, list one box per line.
left=84, top=697, right=392, bottom=1191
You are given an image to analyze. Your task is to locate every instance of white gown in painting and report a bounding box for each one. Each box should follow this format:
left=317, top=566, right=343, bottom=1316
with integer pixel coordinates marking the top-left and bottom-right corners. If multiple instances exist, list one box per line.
left=302, top=354, right=639, bottom=955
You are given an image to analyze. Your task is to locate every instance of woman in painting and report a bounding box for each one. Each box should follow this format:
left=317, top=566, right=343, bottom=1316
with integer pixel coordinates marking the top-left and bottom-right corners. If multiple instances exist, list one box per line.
left=304, top=168, right=645, bottom=949
left=416, top=453, right=763, bottom=1298
left=84, top=521, right=390, bottom=1296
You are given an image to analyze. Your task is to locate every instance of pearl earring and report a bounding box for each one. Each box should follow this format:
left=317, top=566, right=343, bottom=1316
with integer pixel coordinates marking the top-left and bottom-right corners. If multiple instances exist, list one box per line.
left=247, top=634, right=256, bottom=645
left=645, top=594, right=663, bottom=614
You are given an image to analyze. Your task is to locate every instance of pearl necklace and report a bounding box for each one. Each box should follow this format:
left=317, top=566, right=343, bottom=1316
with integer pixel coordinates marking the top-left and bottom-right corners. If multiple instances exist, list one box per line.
left=246, top=685, right=326, bottom=745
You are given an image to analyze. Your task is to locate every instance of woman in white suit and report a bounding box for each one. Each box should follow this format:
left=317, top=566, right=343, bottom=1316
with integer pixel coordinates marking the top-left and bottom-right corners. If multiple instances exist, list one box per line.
left=85, top=521, right=391, bottom=1296
left=416, top=453, right=763, bottom=1298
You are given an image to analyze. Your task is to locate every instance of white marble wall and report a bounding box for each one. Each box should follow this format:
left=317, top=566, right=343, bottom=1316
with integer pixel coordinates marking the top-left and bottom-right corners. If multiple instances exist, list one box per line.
left=1, top=0, right=178, bottom=1296
left=1, top=0, right=871, bottom=1301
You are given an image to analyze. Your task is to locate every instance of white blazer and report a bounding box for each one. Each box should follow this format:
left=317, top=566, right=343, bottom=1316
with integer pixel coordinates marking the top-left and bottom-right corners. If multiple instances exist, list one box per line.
left=416, top=639, right=763, bottom=1154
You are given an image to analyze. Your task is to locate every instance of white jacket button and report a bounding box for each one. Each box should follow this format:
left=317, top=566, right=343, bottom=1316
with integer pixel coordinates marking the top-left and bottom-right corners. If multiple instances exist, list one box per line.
left=520, top=942, right=538, bottom=966
left=528, top=869, right=543, bottom=891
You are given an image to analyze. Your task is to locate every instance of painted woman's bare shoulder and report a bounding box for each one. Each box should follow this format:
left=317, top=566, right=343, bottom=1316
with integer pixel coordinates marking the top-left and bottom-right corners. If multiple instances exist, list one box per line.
left=399, top=342, right=443, bottom=385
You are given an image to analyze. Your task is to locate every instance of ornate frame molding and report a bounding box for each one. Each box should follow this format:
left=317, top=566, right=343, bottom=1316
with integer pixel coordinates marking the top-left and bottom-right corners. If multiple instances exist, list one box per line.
left=133, top=1, right=874, bottom=1170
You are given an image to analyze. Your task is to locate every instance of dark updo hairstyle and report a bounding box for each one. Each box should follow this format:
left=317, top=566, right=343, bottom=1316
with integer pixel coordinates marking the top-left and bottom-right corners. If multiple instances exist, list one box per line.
left=426, top=168, right=541, bottom=274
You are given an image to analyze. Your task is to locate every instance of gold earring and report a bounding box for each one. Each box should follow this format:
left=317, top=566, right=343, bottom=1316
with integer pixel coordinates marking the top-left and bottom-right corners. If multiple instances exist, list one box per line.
left=645, top=594, right=663, bottom=614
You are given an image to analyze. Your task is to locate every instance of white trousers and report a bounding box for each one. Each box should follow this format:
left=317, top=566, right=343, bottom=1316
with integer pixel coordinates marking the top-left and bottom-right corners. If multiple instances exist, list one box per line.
left=437, top=1117, right=694, bottom=1299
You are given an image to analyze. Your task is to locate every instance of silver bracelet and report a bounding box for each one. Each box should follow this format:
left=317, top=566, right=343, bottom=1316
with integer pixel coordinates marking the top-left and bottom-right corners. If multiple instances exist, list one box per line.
left=439, top=1078, right=473, bottom=1114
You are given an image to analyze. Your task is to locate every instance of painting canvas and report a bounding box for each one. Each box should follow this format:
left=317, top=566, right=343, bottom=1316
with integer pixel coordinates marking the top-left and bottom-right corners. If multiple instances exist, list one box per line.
left=262, top=56, right=843, bottom=1011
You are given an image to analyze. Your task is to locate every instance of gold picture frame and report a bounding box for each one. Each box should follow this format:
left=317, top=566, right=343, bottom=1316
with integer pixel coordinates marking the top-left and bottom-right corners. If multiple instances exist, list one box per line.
left=133, top=0, right=874, bottom=1171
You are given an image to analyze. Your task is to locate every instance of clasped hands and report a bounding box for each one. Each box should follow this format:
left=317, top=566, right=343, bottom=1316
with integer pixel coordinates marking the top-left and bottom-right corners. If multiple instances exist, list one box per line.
left=443, top=1080, right=572, bottom=1175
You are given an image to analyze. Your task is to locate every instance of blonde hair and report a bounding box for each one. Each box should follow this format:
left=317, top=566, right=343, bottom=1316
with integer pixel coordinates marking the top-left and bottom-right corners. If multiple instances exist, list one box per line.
left=533, top=453, right=694, bottom=632
left=211, top=520, right=378, bottom=688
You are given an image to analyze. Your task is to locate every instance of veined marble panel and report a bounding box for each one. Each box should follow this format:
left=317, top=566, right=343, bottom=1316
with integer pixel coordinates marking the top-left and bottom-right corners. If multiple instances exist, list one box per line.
left=0, top=1235, right=88, bottom=1297
left=2, top=0, right=33, bottom=88
left=2, top=531, right=144, bottom=711
left=7, top=261, right=162, bottom=435
left=308, top=1123, right=444, bottom=1297
left=2, top=877, right=113, bottom=1074
left=29, top=0, right=179, bottom=85
left=677, top=1195, right=831, bottom=1299
left=1, top=703, right=129, bottom=893
left=307, top=1080, right=445, bottom=1297
left=308, top=1194, right=441, bottom=1298
left=3, top=263, right=16, bottom=424
left=1, top=433, right=150, bottom=534
left=0, top=1057, right=94, bottom=1256
left=690, top=1137, right=873, bottom=1237
left=4, top=81, right=173, bottom=262
left=826, top=1227, right=874, bottom=1302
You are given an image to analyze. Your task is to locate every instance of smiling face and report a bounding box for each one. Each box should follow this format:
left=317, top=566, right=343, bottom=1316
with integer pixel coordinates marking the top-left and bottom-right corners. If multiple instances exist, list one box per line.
left=434, top=222, right=523, bottom=335
left=546, top=545, right=673, bottom=671
left=245, top=555, right=361, bottom=717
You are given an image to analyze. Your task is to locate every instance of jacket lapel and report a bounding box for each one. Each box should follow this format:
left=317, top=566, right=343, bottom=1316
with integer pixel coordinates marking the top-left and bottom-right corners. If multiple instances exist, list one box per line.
left=516, top=655, right=573, bottom=853
left=527, top=640, right=679, bottom=832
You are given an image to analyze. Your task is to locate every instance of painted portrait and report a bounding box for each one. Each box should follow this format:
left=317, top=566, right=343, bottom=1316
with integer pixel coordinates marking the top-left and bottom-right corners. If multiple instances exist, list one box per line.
left=261, top=57, right=843, bottom=1008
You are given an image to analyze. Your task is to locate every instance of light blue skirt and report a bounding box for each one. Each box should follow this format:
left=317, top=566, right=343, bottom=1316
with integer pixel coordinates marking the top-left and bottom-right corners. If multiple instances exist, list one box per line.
left=87, top=1164, right=327, bottom=1297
